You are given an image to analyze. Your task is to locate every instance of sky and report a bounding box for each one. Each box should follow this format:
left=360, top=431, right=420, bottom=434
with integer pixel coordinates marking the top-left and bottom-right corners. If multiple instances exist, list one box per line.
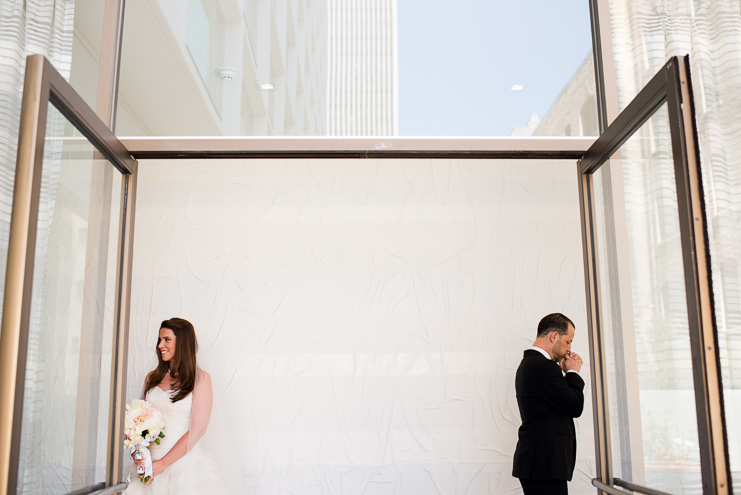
left=396, top=0, right=594, bottom=136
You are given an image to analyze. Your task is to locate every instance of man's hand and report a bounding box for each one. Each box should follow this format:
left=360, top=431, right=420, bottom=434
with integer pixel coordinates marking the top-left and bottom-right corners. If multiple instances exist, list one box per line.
left=560, top=351, right=583, bottom=373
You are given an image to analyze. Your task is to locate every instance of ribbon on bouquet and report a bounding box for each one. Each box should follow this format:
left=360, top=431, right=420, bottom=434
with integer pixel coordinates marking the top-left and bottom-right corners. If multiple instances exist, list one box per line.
left=127, top=440, right=153, bottom=483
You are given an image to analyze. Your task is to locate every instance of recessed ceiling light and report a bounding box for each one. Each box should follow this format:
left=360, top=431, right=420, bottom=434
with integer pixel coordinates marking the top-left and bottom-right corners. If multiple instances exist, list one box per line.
left=511, top=84, right=524, bottom=91
left=259, top=83, right=274, bottom=90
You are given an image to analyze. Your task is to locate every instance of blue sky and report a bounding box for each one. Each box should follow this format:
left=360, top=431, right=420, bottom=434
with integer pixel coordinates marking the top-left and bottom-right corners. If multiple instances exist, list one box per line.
left=397, top=0, right=594, bottom=136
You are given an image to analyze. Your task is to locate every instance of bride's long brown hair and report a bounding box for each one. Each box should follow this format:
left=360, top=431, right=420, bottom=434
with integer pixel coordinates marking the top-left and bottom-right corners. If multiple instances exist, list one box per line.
left=144, top=318, right=198, bottom=403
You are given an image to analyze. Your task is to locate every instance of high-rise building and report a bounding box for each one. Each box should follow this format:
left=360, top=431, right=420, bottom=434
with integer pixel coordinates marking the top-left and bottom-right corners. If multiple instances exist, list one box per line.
left=114, top=0, right=330, bottom=136
left=327, top=0, right=398, bottom=136
left=112, top=0, right=400, bottom=137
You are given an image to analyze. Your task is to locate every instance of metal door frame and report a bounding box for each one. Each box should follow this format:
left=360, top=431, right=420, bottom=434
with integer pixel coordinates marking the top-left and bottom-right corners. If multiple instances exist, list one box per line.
left=579, top=55, right=732, bottom=495
left=0, top=54, right=138, bottom=495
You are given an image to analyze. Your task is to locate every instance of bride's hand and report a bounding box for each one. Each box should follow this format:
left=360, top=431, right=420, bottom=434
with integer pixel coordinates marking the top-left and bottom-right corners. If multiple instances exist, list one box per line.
left=143, top=461, right=165, bottom=486
left=131, top=453, right=145, bottom=478
left=152, top=460, right=166, bottom=478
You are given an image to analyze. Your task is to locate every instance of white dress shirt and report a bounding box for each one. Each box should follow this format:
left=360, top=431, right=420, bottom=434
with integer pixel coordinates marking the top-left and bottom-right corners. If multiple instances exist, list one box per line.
left=528, top=345, right=579, bottom=375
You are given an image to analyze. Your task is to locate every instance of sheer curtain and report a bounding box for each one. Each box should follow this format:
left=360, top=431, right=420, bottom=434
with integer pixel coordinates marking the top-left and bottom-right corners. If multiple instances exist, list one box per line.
left=0, top=0, right=74, bottom=324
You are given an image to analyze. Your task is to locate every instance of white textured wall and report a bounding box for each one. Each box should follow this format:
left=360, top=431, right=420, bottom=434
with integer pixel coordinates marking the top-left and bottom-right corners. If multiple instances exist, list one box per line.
left=127, top=158, right=594, bottom=494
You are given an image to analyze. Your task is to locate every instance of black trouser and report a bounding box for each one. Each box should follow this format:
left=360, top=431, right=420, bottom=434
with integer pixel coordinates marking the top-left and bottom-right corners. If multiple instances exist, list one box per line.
left=519, top=478, right=568, bottom=495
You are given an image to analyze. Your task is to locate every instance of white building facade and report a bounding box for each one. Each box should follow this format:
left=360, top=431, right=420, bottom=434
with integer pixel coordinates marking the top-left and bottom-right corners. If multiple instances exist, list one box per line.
left=327, top=0, right=398, bottom=136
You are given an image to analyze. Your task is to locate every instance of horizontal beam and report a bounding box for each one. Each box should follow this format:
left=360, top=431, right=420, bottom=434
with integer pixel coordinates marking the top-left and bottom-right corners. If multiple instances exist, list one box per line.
left=120, top=137, right=595, bottom=160
left=64, top=483, right=105, bottom=495
left=578, top=60, right=669, bottom=175
left=593, top=478, right=675, bottom=495
left=66, top=482, right=127, bottom=495
left=43, top=57, right=136, bottom=175
left=614, top=478, right=674, bottom=495
left=593, top=480, right=631, bottom=495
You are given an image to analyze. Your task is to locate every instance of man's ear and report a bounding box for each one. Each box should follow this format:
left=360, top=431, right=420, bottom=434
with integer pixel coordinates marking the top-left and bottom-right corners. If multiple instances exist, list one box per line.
left=550, top=331, right=558, bottom=343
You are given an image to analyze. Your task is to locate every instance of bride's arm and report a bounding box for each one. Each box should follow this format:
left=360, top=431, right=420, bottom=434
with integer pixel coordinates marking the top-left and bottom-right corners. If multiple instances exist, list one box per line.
left=141, top=372, right=152, bottom=400
left=188, top=371, right=214, bottom=445
left=150, top=372, right=213, bottom=477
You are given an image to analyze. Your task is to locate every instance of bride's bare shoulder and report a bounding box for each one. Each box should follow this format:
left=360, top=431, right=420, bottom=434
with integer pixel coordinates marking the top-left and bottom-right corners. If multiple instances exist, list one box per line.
left=195, top=368, right=212, bottom=386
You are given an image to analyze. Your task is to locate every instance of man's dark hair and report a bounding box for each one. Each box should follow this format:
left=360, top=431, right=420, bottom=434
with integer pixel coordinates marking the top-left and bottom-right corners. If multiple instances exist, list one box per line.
left=537, top=313, right=575, bottom=338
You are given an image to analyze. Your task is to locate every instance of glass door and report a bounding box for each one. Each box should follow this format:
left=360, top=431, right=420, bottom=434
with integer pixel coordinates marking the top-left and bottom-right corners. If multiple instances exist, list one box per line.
left=580, top=55, right=732, bottom=495
left=0, top=55, right=137, bottom=495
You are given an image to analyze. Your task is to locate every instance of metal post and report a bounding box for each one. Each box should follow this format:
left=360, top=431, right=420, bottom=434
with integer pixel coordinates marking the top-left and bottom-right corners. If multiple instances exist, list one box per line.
left=0, top=54, right=51, bottom=495
left=577, top=168, right=613, bottom=493
left=106, top=167, right=137, bottom=487
left=665, top=56, right=732, bottom=495
left=96, top=0, right=127, bottom=131
left=588, top=0, right=619, bottom=132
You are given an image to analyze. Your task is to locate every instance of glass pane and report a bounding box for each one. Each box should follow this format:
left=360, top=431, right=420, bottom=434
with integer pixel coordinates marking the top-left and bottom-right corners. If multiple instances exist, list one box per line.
left=592, top=105, right=703, bottom=492
left=610, top=14, right=741, bottom=477
left=116, top=0, right=597, bottom=137
left=16, top=104, right=123, bottom=493
left=126, top=157, right=595, bottom=492
left=0, top=1, right=106, bottom=331
left=70, top=0, right=107, bottom=109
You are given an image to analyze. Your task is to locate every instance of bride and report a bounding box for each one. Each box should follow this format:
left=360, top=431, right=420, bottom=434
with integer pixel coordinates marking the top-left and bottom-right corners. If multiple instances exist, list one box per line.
left=127, top=318, right=228, bottom=493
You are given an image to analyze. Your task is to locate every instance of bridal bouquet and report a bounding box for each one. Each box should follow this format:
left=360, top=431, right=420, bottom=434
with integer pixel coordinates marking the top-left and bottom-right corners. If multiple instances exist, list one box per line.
left=124, top=399, right=166, bottom=483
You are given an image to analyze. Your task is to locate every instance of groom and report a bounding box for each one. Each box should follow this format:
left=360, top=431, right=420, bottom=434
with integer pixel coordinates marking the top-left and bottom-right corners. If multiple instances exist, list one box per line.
left=512, top=313, right=585, bottom=495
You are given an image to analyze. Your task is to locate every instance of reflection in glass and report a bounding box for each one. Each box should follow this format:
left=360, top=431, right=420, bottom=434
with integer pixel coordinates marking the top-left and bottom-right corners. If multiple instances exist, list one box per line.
left=116, top=0, right=597, bottom=137
left=70, top=0, right=106, bottom=108
left=592, top=105, right=702, bottom=493
left=16, top=105, right=123, bottom=493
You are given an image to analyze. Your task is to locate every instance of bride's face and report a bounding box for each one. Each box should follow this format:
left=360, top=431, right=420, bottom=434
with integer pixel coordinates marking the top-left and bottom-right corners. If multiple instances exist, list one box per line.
left=158, top=327, right=176, bottom=362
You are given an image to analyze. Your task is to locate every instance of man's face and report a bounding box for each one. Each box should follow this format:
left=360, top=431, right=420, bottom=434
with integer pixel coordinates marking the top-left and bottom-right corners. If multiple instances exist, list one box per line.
left=551, top=324, right=575, bottom=362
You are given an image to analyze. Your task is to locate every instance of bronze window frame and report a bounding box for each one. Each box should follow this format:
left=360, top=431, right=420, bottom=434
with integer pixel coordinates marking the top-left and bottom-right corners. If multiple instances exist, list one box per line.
left=0, top=55, right=137, bottom=495
left=578, top=55, right=732, bottom=495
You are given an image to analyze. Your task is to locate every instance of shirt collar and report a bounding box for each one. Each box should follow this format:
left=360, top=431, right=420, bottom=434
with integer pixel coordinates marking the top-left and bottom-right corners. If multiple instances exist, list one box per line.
left=529, top=345, right=553, bottom=361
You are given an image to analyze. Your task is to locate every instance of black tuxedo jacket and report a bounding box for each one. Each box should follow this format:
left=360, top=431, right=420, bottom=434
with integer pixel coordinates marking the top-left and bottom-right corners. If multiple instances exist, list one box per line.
left=512, top=349, right=585, bottom=481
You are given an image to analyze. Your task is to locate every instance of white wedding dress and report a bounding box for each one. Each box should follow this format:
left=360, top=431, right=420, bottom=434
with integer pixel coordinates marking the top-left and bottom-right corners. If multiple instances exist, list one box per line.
left=125, top=386, right=227, bottom=494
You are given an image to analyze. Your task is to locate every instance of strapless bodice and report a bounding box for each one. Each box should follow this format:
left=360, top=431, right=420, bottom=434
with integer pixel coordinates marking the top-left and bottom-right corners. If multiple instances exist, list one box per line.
left=145, top=387, right=192, bottom=460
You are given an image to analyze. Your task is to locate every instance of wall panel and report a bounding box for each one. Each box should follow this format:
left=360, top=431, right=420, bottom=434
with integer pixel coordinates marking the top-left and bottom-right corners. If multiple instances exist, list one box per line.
left=127, top=158, right=594, bottom=494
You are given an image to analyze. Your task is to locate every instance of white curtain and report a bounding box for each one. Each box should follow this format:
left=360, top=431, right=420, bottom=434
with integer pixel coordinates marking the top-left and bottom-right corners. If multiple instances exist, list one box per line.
left=0, top=0, right=75, bottom=323
left=128, top=158, right=595, bottom=494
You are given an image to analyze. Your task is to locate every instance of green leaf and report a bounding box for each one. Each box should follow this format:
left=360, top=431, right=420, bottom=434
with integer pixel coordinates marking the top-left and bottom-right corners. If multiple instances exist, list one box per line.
left=141, top=429, right=149, bottom=437
left=158, top=432, right=165, bottom=438
left=154, top=438, right=160, bottom=445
